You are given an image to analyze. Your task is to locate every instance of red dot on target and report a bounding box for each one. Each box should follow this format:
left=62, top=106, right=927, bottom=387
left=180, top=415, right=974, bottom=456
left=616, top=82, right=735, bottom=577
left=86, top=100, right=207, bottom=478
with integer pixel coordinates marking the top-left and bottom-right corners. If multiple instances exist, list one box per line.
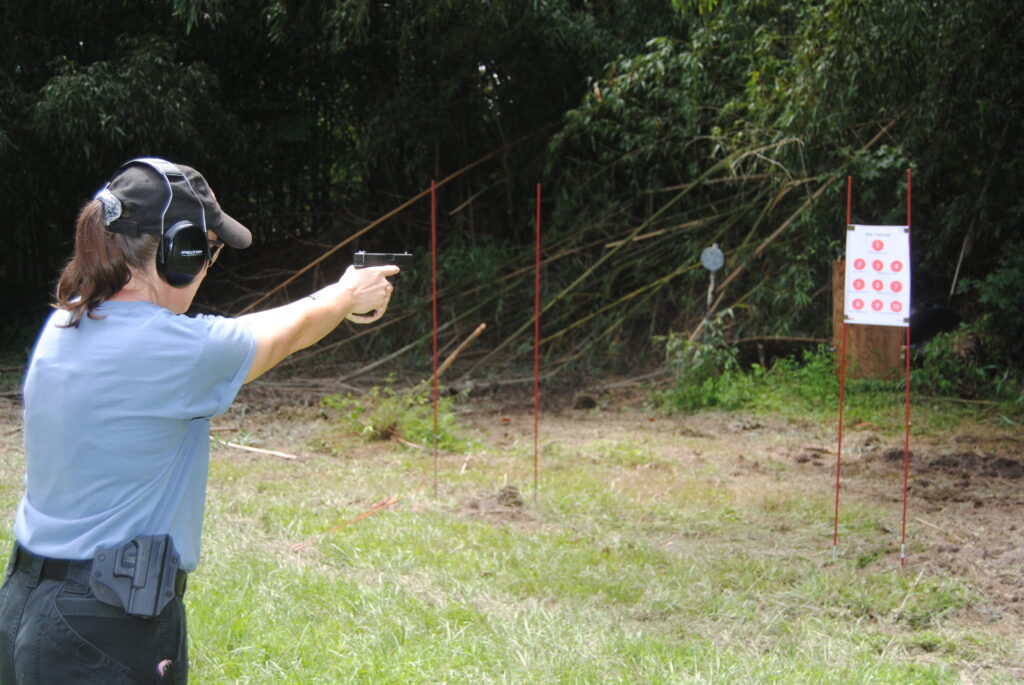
left=872, top=280, right=884, bottom=291
left=891, top=281, right=903, bottom=293
left=871, top=300, right=883, bottom=311
left=891, top=260, right=903, bottom=272
left=853, top=258, right=866, bottom=270
left=891, top=301, right=903, bottom=312
left=872, top=260, right=884, bottom=271
left=853, top=279, right=865, bottom=290
left=872, top=240, right=884, bottom=251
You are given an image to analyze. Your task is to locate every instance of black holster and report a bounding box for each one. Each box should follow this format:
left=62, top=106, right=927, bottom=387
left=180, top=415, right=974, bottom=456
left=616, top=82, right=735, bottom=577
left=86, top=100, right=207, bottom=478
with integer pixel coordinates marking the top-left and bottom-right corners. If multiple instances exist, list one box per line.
left=90, top=534, right=181, bottom=619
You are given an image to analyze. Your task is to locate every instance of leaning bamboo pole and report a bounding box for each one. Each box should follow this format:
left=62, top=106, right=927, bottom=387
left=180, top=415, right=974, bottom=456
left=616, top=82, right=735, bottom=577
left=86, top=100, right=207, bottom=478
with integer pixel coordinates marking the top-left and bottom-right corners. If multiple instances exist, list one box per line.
left=539, top=199, right=759, bottom=347
left=688, top=117, right=902, bottom=341
left=237, top=124, right=558, bottom=315
left=459, top=139, right=803, bottom=379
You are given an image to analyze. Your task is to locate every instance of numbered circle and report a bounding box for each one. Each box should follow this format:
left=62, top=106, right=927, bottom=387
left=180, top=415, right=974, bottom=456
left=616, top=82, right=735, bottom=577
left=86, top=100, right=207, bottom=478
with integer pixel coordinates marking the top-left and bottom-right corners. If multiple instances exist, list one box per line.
left=872, top=239, right=885, bottom=251
left=852, top=299, right=865, bottom=310
left=891, top=301, right=903, bottom=313
left=891, top=281, right=903, bottom=293
left=853, top=258, right=866, bottom=270
left=853, top=278, right=865, bottom=290
left=871, top=300, right=883, bottom=311
left=872, top=279, right=884, bottom=291
left=891, top=260, right=903, bottom=272
left=872, top=259, right=884, bottom=271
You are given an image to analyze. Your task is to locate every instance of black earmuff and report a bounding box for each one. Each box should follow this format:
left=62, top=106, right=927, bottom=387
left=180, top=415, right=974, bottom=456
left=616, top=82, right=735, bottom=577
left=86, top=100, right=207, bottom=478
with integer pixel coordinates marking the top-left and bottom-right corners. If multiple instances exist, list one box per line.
left=110, top=157, right=210, bottom=288
left=158, top=220, right=210, bottom=287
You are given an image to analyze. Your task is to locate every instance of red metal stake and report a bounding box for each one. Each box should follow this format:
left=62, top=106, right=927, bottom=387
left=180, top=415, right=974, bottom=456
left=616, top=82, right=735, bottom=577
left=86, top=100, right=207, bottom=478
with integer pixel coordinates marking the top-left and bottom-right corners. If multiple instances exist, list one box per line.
left=899, top=168, right=913, bottom=566
left=833, top=176, right=853, bottom=559
left=431, top=180, right=439, bottom=498
left=833, top=322, right=848, bottom=559
left=533, top=183, right=542, bottom=503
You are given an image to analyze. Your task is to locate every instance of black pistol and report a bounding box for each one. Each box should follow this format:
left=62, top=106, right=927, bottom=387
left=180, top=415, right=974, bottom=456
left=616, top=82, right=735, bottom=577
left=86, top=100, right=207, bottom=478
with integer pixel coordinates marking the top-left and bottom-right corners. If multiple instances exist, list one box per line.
left=353, top=251, right=414, bottom=269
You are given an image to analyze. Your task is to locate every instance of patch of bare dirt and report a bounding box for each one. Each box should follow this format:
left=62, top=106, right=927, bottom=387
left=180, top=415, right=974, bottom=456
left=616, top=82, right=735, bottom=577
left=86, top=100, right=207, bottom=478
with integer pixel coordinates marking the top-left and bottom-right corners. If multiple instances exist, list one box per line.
left=447, top=382, right=1024, bottom=633
left=826, top=429, right=1024, bottom=624
left=459, top=484, right=537, bottom=525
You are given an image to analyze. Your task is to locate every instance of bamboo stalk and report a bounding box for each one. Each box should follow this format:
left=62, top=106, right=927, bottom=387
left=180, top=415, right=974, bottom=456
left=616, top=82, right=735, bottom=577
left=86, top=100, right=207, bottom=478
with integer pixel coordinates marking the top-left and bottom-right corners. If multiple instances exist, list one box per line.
left=540, top=261, right=701, bottom=346
left=458, top=138, right=804, bottom=381
left=334, top=299, right=494, bottom=383
left=237, top=125, right=558, bottom=315
left=695, top=119, right=900, bottom=313
left=543, top=193, right=759, bottom=348
left=408, top=322, right=489, bottom=395
left=650, top=173, right=771, bottom=193
left=434, top=323, right=487, bottom=380
left=282, top=226, right=586, bottom=369
left=689, top=176, right=839, bottom=342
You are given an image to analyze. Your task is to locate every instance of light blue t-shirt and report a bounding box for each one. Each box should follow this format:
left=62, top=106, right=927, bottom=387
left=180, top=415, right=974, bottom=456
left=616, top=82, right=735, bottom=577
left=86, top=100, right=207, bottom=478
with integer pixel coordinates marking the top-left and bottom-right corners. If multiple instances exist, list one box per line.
left=15, top=301, right=256, bottom=571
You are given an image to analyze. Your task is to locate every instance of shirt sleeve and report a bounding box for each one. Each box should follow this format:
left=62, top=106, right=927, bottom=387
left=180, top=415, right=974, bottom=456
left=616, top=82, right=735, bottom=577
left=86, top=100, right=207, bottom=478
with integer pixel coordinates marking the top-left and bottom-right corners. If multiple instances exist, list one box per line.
left=178, top=314, right=256, bottom=419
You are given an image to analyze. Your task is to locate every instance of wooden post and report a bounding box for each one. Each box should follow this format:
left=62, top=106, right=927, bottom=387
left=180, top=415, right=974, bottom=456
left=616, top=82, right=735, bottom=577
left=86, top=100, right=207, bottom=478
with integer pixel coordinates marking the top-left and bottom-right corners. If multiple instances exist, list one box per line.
left=832, top=260, right=904, bottom=379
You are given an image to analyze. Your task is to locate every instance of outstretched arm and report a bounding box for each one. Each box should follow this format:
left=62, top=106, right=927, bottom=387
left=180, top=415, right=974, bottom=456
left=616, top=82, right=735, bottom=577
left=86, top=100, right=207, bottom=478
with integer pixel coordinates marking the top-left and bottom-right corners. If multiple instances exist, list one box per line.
left=237, top=264, right=398, bottom=383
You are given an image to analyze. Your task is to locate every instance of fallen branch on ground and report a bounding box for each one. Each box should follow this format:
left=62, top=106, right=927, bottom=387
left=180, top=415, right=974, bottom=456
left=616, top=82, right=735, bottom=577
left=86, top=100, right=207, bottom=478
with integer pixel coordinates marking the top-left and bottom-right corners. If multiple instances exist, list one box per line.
left=213, top=436, right=298, bottom=460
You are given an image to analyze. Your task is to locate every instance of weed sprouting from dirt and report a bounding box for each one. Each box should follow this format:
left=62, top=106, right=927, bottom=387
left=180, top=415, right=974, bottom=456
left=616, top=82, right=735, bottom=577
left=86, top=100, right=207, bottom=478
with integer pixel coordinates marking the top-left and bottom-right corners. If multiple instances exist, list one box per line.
left=322, top=381, right=471, bottom=451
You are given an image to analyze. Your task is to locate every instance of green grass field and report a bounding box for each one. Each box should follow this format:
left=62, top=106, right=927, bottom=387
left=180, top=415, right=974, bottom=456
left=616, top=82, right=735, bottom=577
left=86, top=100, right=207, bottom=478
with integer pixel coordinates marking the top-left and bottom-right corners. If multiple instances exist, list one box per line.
left=191, top=399, right=1019, bottom=683
left=0, top=383, right=1021, bottom=683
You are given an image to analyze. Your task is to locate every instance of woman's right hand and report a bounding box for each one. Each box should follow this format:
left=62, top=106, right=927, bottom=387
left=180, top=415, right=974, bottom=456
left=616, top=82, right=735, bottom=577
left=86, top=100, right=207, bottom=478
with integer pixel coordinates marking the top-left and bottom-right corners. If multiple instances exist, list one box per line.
left=337, top=264, right=399, bottom=324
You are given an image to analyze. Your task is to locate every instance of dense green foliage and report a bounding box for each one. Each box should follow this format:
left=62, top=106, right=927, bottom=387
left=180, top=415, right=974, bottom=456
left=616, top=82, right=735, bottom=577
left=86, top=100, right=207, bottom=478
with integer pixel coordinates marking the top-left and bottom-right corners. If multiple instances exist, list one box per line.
left=657, top=337, right=1022, bottom=418
left=546, top=0, right=1023, bottom=372
left=2, top=1, right=1021, bottom=389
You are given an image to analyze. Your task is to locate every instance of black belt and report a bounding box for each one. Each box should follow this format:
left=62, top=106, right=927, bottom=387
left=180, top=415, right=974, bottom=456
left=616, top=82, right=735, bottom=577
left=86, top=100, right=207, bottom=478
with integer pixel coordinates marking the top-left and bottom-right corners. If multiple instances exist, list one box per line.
left=14, top=545, right=187, bottom=597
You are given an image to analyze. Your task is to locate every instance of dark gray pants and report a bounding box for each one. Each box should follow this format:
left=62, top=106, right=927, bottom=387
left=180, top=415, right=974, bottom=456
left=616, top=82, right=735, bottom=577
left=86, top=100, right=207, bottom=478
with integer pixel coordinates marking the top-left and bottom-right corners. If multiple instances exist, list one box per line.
left=0, top=545, right=188, bottom=684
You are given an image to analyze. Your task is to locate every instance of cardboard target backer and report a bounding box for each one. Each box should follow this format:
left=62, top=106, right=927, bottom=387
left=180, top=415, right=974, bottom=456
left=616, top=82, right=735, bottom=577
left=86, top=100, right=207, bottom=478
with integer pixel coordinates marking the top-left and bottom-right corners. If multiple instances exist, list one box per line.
left=844, top=225, right=910, bottom=327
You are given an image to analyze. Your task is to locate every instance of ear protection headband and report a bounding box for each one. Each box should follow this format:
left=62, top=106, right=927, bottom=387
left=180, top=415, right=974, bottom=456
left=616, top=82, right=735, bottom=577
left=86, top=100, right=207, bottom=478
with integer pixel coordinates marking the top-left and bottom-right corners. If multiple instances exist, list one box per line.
left=133, top=157, right=211, bottom=288
left=104, top=157, right=211, bottom=288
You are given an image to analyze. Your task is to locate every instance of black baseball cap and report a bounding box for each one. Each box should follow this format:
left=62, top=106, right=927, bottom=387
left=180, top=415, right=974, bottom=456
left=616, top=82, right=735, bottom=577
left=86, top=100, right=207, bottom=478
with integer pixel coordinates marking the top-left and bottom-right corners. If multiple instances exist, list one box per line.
left=95, top=157, right=252, bottom=249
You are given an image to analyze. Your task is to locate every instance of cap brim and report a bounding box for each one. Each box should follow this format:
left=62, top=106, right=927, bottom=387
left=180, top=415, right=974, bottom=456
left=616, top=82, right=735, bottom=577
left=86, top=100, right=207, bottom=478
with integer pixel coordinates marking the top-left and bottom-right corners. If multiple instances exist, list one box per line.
left=215, top=212, right=252, bottom=249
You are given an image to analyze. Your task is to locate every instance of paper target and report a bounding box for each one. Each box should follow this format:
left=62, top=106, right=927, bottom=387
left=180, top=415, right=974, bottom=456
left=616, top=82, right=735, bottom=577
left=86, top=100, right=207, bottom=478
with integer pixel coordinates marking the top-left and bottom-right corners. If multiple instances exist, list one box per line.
left=844, top=225, right=910, bottom=327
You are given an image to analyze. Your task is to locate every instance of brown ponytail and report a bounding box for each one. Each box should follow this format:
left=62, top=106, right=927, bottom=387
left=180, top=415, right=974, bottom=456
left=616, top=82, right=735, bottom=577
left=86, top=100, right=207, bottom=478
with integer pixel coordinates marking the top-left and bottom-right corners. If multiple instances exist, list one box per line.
left=54, top=200, right=159, bottom=327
